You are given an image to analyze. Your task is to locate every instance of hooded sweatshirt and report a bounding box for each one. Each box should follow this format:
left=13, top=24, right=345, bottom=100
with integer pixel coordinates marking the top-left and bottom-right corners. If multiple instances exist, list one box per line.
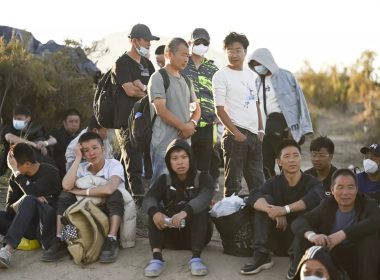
left=248, top=48, right=313, bottom=142
left=143, top=139, right=214, bottom=217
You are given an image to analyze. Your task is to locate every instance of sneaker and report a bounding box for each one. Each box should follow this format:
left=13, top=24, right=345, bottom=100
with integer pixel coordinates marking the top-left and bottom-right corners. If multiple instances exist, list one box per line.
left=0, top=247, right=12, bottom=269
left=189, top=257, right=208, bottom=276
left=240, top=252, right=274, bottom=275
left=286, top=258, right=297, bottom=279
left=99, top=237, right=119, bottom=263
left=144, top=259, right=166, bottom=277
left=40, top=238, right=68, bottom=262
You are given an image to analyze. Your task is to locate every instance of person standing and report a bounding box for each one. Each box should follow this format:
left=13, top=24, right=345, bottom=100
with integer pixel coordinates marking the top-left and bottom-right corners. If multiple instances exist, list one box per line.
left=182, top=28, right=219, bottom=180
left=212, top=32, right=265, bottom=197
left=248, top=48, right=313, bottom=179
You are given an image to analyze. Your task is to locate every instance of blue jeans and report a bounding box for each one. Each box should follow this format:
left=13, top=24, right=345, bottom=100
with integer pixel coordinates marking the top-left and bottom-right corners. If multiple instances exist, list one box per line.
left=150, top=144, right=168, bottom=186
left=221, top=127, right=264, bottom=197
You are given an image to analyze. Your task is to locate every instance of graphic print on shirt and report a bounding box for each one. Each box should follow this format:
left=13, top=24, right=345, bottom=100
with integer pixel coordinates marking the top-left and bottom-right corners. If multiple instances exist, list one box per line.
left=242, top=81, right=256, bottom=108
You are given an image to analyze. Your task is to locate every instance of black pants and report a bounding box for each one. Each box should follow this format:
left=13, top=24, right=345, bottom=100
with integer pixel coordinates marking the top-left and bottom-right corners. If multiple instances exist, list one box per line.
left=294, top=233, right=379, bottom=280
left=222, top=127, right=264, bottom=197
left=209, top=141, right=222, bottom=181
left=0, top=195, right=56, bottom=249
left=148, top=209, right=212, bottom=256
left=116, top=128, right=144, bottom=197
left=57, top=191, right=124, bottom=218
left=192, top=125, right=214, bottom=175
left=253, top=195, right=296, bottom=257
left=262, top=133, right=288, bottom=179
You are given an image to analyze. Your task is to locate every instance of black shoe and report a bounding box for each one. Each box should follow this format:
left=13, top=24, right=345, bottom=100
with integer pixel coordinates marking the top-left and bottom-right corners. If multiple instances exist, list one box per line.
left=240, top=252, right=274, bottom=275
left=286, top=258, right=297, bottom=279
left=40, top=238, right=68, bottom=262
left=99, top=237, right=119, bottom=263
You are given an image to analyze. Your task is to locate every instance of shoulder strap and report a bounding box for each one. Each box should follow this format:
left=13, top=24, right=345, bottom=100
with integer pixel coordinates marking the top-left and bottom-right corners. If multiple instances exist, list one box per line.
left=182, top=74, right=192, bottom=93
left=158, top=68, right=170, bottom=93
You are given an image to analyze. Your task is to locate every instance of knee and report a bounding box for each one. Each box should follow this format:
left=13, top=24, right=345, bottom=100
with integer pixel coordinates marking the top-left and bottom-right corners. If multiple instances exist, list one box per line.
left=106, top=190, right=124, bottom=217
left=20, top=195, right=39, bottom=207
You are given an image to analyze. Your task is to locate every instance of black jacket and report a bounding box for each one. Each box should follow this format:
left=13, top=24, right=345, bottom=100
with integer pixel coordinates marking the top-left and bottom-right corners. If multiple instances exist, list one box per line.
left=143, top=139, right=214, bottom=217
left=292, top=193, right=380, bottom=241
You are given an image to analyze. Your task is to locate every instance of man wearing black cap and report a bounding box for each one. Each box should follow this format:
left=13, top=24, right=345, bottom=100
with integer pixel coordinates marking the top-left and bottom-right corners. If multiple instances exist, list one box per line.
left=182, top=28, right=219, bottom=182
left=113, top=23, right=159, bottom=206
left=357, top=143, right=380, bottom=204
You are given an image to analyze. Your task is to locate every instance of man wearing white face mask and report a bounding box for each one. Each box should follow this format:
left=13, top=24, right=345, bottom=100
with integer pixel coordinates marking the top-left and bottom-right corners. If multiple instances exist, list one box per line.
left=0, top=105, right=57, bottom=175
left=182, top=28, right=219, bottom=181
left=357, top=143, right=380, bottom=204
left=112, top=23, right=159, bottom=206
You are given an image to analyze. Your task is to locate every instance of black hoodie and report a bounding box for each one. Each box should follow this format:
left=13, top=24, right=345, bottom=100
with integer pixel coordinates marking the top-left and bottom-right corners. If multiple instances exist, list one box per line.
left=143, top=139, right=214, bottom=218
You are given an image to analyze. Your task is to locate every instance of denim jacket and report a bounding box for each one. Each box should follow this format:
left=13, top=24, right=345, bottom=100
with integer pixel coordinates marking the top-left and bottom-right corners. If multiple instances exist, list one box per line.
left=248, top=48, right=313, bottom=142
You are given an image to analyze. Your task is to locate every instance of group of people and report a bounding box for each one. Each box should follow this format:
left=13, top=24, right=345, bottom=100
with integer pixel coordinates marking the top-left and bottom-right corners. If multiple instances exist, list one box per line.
left=0, top=22, right=379, bottom=280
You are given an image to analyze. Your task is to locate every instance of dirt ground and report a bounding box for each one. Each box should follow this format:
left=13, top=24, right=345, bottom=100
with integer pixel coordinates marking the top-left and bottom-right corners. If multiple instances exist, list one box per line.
left=0, top=109, right=366, bottom=279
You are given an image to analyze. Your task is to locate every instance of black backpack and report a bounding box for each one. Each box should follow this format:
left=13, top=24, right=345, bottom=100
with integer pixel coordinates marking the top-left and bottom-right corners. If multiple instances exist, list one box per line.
left=128, top=68, right=192, bottom=152
left=93, top=69, right=118, bottom=129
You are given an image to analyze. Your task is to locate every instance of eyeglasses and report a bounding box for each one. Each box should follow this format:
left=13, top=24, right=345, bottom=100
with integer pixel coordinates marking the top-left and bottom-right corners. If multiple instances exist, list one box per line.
left=226, top=48, right=245, bottom=55
left=194, top=39, right=209, bottom=46
left=311, top=152, right=330, bottom=159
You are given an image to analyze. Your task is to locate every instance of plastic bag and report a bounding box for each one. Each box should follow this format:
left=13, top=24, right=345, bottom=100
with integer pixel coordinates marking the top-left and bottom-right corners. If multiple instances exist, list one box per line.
left=210, top=194, right=245, bottom=218
left=17, top=238, right=40, bottom=251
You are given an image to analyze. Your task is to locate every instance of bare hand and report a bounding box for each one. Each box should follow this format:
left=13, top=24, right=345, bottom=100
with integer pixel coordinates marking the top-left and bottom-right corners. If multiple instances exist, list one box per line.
left=258, top=131, right=265, bottom=142
left=74, top=143, right=83, bottom=159
left=327, top=230, right=346, bottom=250
left=153, top=212, right=167, bottom=230
left=267, top=205, right=286, bottom=219
left=309, top=233, right=331, bottom=248
left=35, top=141, right=45, bottom=150
left=37, top=196, right=48, bottom=204
left=132, top=79, right=145, bottom=90
left=40, top=146, right=48, bottom=156
left=171, top=211, right=187, bottom=228
left=7, top=152, right=18, bottom=173
left=179, top=122, right=196, bottom=139
left=234, top=132, right=247, bottom=142
left=67, top=187, right=84, bottom=196
left=275, top=216, right=288, bottom=231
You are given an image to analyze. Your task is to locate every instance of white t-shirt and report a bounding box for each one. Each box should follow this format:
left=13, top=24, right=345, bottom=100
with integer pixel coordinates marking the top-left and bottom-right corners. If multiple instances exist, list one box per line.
left=258, top=76, right=282, bottom=116
left=212, top=67, right=259, bottom=134
left=77, top=159, right=124, bottom=182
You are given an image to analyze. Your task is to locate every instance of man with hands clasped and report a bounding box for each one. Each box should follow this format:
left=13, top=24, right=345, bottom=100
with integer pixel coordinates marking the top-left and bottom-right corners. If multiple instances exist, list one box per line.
left=240, top=139, right=324, bottom=278
left=292, top=168, right=380, bottom=280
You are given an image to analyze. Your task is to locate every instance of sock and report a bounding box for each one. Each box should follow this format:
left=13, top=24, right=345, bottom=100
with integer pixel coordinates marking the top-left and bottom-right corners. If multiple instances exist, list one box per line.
left=192, top=251, right=201, bottom=259
left=107, top=235, right=117, bottom=241
left=153, top=252, right=163, bottom=261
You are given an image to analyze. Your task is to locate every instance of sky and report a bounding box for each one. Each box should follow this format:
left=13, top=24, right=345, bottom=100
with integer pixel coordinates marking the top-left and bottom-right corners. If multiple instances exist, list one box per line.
left=2, top=0, right=380, bottom=72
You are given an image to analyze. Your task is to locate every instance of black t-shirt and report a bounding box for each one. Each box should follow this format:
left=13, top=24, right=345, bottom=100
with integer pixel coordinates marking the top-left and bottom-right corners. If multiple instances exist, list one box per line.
left=6, top=163, right=62, bottom=211
left=112, top=54, right=155, bottom=128
left=304, top=165, right=337, bottom=196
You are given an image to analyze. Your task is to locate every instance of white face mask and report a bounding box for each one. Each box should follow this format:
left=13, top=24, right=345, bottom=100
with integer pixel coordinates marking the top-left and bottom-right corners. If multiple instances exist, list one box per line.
left=136, top=43, right=150, bottom=57
left=363, top=158, right=378, bottom=174
left=303, top=276, right=326, bottom=280
left=254, top=65, right=269, bottom=75
left=192, top=44, right=209, bottom=56
left=13, top=119, right=28, bottom=130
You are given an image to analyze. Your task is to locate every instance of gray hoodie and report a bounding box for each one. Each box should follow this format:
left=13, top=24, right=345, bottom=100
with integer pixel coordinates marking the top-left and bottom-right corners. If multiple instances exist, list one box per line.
left=248, top=48, right=313, bottom=142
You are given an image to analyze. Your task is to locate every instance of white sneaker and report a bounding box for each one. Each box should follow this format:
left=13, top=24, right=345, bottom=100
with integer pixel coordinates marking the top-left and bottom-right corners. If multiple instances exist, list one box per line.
left=0, top=247, right=11, bottom=268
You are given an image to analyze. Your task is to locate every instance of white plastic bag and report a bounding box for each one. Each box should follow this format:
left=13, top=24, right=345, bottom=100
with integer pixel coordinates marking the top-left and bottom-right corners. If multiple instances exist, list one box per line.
left=210, top=194, right=245, bottom=218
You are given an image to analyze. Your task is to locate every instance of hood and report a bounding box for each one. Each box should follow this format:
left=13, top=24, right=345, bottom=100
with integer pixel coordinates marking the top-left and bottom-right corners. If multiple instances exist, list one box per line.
left=248, top=48, right=280, bottom=75
left=165, top=139, right=197, bottom=183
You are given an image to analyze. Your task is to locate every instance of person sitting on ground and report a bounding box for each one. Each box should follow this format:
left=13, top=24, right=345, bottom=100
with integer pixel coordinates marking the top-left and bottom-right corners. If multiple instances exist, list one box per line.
left=294, top=246, right=344, bottom=280
left=240, top=139, right=324, bottom=278
left=357, top=143, right=380, bottom=204
left=41, top=132, right=125, bottom=263
left=0, top=105, right=57, bottom=175
left=65, top=115, right=113, bottom=171
left=305, top=136, right=337, bottom=197
left=292, top=168, right=380, bottom=280
left=142, top=139, right=214, bottom=277
left=52, top=109, right=81, bottom=178
left=0, top=143, right=61, bottom=268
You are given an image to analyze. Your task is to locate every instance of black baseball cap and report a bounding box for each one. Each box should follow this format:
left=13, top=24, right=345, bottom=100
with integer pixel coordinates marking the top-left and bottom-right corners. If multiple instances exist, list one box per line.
left=191, top=28, right=210, bottom=44
left=128, top=24, right=159, bottom=41
left=360, top=143, right=380, bottom=156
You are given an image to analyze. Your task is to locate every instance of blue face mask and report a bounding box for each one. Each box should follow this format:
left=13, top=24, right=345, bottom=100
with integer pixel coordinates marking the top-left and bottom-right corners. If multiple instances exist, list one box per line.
left=303, top=276, right=327, bottom=280
left=136, top=43, right=150, bottom=57
left=254, top=65, right=269, bottom=75
left=13, top=119, right=28, bottom=130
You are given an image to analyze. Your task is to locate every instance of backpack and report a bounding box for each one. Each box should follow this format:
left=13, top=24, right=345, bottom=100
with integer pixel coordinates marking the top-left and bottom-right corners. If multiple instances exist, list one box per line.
left=128, top=68, right=192, bottom=152
left=61, top=198, right=109, bottom=265
left=93, top=69, right=118, bottom=129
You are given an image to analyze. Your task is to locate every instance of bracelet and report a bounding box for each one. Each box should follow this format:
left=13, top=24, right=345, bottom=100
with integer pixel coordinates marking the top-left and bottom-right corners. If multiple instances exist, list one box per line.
left=43, top=140, right=49, bottom=147
left=284, top=205, right=291, bottom=214
left=258, top=129, right=265, bottom=134
left=86, top=188, right=91, bottom=197
left=306, top=232, right=317, bottom=241
left=190, top=119, right=197, bottom=127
